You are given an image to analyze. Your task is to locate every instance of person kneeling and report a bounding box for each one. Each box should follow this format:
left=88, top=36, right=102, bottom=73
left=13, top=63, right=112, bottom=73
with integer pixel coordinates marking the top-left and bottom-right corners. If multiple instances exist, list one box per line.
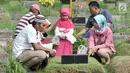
left=12, top=15, right=57, bottom=71
left=88, top=14, right=116, bottom=65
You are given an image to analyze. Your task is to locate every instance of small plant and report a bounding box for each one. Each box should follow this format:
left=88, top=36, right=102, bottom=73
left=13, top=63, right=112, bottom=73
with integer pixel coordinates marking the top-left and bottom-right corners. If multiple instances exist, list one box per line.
left=1, top=56, right=26, bottom=73
left=73, top=32, right=88, bottom=54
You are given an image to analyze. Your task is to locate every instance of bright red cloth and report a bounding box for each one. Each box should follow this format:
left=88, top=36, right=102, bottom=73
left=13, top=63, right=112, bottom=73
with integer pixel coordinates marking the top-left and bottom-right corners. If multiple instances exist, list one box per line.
left=54, top=39, right=72, bottom=56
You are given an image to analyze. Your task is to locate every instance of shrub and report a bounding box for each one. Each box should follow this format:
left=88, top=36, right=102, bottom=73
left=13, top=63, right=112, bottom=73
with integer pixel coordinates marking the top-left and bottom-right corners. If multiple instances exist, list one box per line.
left=39, top=0, right=55, bottom=6
left=73, top=32, right=88, bottom=54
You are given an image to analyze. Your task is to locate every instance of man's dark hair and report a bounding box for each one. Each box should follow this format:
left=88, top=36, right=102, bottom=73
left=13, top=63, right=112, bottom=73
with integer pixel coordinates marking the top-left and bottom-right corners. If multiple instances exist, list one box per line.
left=29, top=7, right=38, bottom=13
left=31, top=15, right=46, bottom=26
left=31, top=21, right=37, bottom=26
left=88, top=1, right=100, bottom=8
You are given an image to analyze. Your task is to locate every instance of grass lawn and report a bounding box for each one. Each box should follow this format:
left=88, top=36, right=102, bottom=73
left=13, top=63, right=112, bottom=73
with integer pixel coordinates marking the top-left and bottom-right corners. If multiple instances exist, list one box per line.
left=37, top=57, right=106, bottom=73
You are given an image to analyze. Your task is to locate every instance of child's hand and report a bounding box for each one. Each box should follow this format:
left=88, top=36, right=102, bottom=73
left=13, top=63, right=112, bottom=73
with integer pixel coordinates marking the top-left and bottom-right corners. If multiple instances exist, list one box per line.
left=53, top=41, right=59, bottom=46
left=59, top=35, right=66, bottom=39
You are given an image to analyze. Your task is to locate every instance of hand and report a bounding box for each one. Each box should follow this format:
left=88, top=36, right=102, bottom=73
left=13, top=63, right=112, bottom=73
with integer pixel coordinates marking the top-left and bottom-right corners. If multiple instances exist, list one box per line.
left=53, top=41, right=60, bottom=46
left=88, top=49, right=95, bottom=56
left=59, top=35, right=66, bottom=39
left=49, top=49, right=56, bottom=57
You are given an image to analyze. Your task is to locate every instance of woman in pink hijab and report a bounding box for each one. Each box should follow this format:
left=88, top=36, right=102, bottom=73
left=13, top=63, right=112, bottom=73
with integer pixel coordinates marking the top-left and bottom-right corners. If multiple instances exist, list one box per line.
left=52, top=8, right=76, bottom=56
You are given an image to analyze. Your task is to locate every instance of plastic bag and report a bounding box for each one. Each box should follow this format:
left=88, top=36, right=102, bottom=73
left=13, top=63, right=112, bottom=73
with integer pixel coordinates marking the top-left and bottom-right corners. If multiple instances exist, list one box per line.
left=77, top=45, right=88, bottom=54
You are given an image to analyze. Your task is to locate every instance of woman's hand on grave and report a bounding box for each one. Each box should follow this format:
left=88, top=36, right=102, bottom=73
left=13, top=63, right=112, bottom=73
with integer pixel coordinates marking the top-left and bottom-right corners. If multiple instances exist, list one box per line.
left=88, top=48, right=95, bottom=56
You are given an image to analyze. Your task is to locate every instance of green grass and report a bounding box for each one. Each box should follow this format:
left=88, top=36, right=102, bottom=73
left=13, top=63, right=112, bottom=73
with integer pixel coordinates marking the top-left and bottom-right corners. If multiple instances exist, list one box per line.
left=0, top=12, right=17, bottom=30
left=114, top=39, right=130, bottom=56
left=107, top=56, right=130, bottom=73
left=0, top=56, right=27, bottom=73
left=38, top=57, right=106, bottom=73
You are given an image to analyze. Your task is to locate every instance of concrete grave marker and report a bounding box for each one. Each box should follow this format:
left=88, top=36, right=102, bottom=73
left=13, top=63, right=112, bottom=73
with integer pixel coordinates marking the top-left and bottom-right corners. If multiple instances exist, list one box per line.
left=23, top=1, right=38, bottom=7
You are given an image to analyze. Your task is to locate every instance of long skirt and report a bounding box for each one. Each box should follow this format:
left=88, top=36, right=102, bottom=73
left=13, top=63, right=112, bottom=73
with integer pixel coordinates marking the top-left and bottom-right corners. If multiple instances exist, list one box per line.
left=54, top=39, right=72, bottom=56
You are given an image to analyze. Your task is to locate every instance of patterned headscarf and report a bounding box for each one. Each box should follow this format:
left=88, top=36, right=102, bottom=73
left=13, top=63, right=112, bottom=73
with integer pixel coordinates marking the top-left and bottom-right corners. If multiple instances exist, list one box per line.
left=93, top=14, right=107, bottom=35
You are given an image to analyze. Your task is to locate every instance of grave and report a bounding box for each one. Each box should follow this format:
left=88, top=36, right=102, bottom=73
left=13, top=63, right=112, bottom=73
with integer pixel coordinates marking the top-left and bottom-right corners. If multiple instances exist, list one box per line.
left=46, top=16, right=59, bottom=31
left=0, top=38, right=7, bottom=47
left=110, top=56, right=130, bottom=73
left=0, top=30, right=13, bottom=47
left=12, top=14, right=24, bottom=20
left=113, top=34, right=129, bottom=40
left=42, top=57, right=106, bottom=73
left=0, top=30, right=13, bottom=38
left=22, top=1, right=38, bottom=7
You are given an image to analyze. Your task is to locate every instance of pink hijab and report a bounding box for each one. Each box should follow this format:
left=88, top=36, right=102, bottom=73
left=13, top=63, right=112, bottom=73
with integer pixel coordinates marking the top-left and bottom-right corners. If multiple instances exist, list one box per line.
left=56, top=8, right=74, bottom=29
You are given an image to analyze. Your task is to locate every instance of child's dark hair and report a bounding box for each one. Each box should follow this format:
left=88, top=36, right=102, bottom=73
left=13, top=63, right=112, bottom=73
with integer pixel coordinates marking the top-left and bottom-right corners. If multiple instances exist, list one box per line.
left=88, top=1, right=100, bottom=8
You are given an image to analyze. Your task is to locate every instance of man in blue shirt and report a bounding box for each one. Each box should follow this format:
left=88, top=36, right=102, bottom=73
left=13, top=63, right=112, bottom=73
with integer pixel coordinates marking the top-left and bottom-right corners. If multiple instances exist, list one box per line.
left=78, top=1, right=113, bottom=63
left=78, top=1, right=113, bottom=38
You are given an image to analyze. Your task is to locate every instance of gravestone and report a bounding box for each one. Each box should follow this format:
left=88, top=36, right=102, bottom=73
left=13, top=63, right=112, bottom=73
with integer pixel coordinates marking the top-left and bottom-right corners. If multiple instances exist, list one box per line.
left=113, top=34, right=129, bottom=40
left=72, top=1, right=89, bottom=17
left=12, top=14, right=24, bottom=20
left=120, top=32, right=130, bottom=35
left=0, top=30, right=13, bottom=38
left=22, top=1, right=38, bottom=7
left=47, top=16, right=59, bottom=31
left=114, top=24, right=130, bottom=29
left=0, top=38, right=7, bottom=47
left=113, top=15, right=121, bottom=22
left=0, top=30, right=13, bottom=47
left=104, top=0, right=116, bottom=4
left=47, top=16, right=59, bottom=24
